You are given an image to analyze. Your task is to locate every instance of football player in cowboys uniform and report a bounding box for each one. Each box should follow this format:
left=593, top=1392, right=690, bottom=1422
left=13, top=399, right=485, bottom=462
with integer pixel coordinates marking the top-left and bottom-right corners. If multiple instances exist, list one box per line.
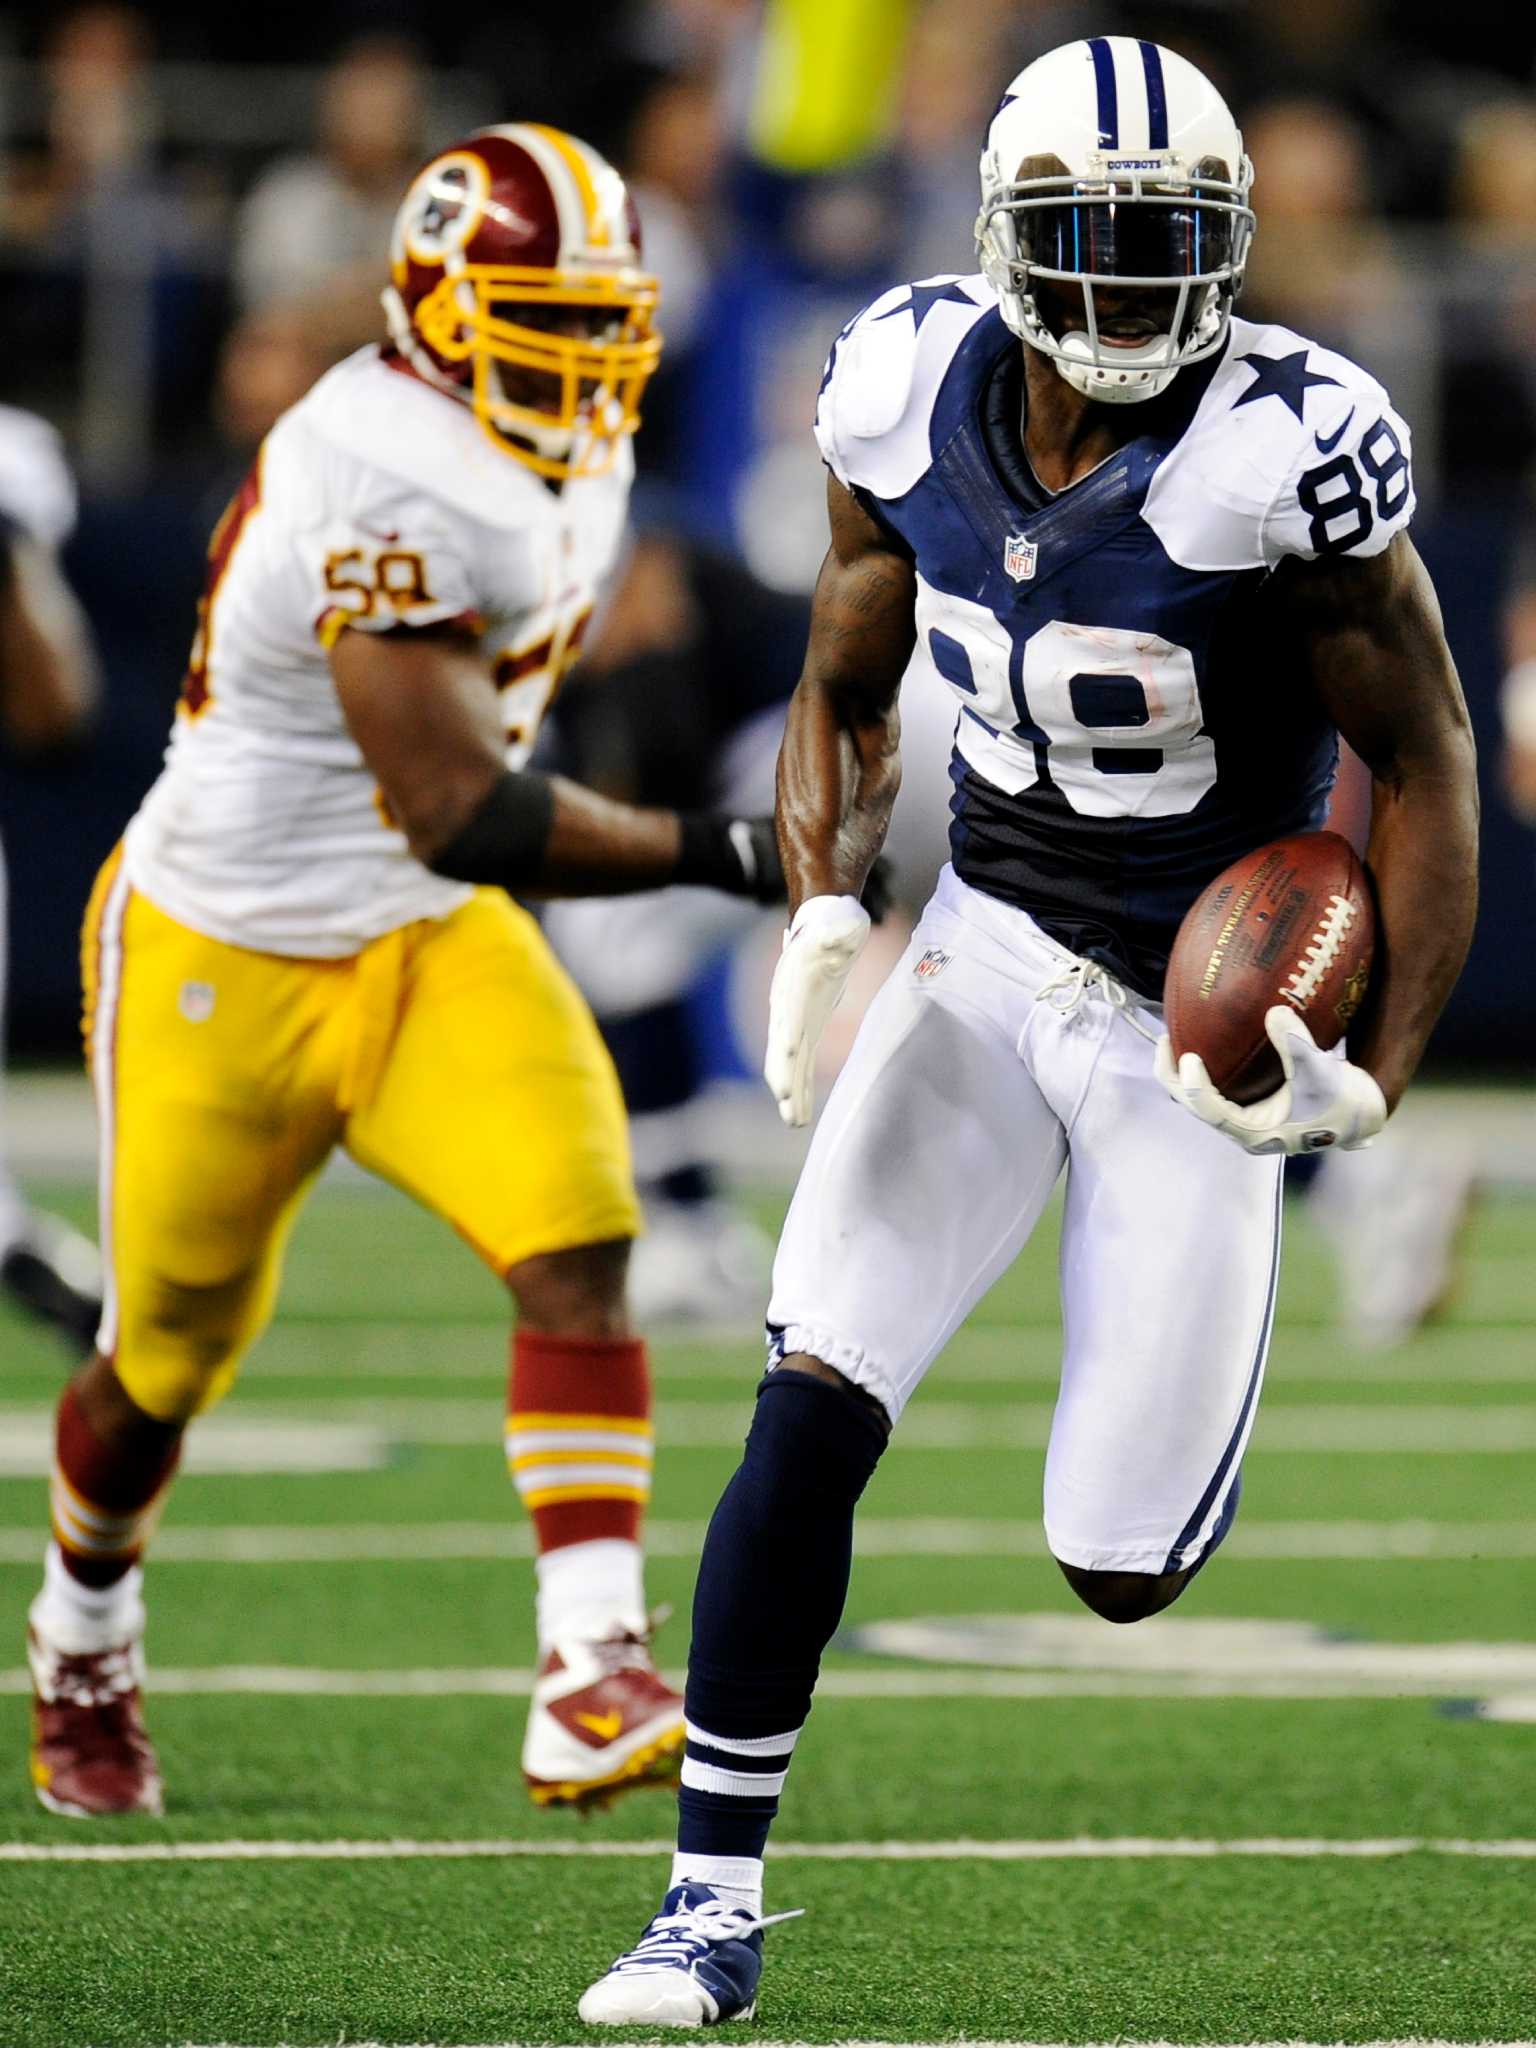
left=581, top=37, right=1477, bottom=2024
left=25, top=126, right=791, bottom=1822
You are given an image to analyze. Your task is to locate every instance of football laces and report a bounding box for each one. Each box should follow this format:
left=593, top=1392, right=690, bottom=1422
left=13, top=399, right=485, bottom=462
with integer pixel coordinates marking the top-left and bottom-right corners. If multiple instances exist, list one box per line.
left=1281, top=893, right=1356, bottom=1010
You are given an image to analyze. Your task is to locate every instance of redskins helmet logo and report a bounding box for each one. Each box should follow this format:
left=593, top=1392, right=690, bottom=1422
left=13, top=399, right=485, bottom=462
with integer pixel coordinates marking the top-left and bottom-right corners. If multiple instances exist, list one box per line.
left=402, top=152, right=489, bottom=267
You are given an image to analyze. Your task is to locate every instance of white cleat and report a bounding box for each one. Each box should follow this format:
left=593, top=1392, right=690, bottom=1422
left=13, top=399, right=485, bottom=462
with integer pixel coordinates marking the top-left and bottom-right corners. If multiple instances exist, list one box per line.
left=579, top=1881, right=801, bottom=2027
left=579, top=1969, right=724, bottom=2029
left=522, top=1628, right=684, bottom=1810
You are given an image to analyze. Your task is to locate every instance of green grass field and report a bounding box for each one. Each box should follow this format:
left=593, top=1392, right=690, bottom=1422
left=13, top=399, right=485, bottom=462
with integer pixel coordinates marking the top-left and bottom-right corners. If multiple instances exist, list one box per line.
left=2, top=1169, right=1535, bottom=2047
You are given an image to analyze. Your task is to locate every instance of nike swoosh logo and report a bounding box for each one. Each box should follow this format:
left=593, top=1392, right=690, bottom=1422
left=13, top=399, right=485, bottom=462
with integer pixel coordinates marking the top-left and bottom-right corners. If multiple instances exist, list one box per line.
left=1314, top=408, right=1354, bottom=454
left=360, top=524, right=401, bottom=543
left=574, top=1709, right=624, bottom=1741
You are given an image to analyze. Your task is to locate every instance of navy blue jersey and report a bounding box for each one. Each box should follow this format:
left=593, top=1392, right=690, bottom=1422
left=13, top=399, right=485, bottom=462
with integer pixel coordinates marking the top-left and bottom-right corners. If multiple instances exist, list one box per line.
left=816, top=279, right=1415, bottom=996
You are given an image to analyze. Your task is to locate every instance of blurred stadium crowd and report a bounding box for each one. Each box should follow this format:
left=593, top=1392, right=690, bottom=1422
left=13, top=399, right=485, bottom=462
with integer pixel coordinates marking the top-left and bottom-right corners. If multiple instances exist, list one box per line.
left=0, top=0, right=1532, bottom=1064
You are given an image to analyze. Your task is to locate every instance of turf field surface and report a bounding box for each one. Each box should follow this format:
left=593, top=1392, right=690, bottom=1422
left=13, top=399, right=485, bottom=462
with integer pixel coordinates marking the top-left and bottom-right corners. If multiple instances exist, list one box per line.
left=2, top=1166, right=1535, bottom=2046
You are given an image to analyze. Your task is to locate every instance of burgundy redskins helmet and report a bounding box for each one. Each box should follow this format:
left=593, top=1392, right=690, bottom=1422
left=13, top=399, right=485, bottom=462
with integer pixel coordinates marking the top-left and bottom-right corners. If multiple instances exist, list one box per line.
left=383, top=124, right=662, bottom=481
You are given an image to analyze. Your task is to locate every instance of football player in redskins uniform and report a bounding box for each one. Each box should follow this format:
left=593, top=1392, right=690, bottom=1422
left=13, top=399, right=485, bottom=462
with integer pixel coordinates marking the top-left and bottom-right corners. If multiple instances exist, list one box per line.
left=27, top=126, right=788, bottom=1819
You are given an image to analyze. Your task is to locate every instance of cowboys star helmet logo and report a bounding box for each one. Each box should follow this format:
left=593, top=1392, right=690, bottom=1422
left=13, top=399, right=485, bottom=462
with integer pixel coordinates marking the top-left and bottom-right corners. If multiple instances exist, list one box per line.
left=1004, top=533, right=1038, bottom=581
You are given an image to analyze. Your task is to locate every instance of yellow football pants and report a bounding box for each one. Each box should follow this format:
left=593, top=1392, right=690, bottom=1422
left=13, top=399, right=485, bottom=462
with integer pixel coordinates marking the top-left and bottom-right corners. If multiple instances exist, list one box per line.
left=82, top=850, right=640, bottom=1423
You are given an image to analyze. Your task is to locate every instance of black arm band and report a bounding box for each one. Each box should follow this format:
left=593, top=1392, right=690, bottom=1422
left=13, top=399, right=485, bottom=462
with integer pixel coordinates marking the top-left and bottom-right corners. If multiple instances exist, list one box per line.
left=427, top=768, right=556, bottom=888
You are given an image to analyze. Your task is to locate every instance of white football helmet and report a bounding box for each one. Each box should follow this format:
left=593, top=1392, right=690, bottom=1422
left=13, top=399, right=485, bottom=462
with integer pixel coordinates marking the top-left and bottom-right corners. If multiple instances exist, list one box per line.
left=977, top=37, right=1254, bottom=404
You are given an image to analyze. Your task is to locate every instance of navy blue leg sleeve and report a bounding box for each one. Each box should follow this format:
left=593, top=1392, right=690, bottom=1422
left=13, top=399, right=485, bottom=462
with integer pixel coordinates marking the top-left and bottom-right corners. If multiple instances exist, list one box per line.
left=677, top=1369, right=888, bottom=1859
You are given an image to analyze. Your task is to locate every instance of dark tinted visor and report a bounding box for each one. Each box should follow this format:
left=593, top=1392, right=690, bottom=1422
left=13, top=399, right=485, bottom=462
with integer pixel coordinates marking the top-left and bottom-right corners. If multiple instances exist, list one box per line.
left=1019, top=198, right=1233, bottom=278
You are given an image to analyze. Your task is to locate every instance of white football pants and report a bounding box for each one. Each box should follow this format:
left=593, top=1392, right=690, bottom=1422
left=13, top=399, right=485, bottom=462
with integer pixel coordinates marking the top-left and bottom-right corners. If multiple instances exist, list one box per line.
left=766, top=865, right=1284, bottom=1576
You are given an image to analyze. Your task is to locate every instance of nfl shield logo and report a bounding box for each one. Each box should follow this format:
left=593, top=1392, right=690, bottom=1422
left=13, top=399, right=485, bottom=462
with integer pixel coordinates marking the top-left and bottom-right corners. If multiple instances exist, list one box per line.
left=914, top=946, right=952, bottom=981
left=1003, top=533, right=1038, bottom=581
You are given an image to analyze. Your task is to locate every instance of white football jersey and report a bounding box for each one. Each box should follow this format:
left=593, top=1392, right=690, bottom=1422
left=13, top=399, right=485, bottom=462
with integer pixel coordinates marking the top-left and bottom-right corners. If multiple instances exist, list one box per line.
left=813, top=276, right=1416, bottom=993
left=124, top=348, right=630, bottom=957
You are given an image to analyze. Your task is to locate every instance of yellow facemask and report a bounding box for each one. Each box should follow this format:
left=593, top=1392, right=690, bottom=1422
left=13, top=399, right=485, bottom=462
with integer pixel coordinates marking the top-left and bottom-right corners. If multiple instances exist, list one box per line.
left=412, top=263, right=663, bottom=480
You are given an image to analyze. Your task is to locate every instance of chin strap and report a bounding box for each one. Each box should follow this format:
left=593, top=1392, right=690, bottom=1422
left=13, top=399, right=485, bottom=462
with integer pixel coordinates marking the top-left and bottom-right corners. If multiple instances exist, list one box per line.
left=1053, top=335, right=1179, bottom=404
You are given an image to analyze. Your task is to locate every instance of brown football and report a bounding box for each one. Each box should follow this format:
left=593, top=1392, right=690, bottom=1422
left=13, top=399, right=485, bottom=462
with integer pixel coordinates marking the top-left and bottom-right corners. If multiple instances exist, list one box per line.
left=1163, top=831, right=1376, bottom=1105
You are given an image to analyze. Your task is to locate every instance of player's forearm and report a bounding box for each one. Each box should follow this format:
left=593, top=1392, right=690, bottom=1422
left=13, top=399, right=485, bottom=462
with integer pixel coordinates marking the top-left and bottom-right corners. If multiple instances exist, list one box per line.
left=774, top=477, right=915, bottom=912
left=1297, top=538, right=1479, bottom=1110
left=775, top=675, right=900, bottom=914
left=424, top=766, right=779, bottom=901
left=1354, top=752, right=1478, bottom=1110
left=532, top=774, right=685, bottom=894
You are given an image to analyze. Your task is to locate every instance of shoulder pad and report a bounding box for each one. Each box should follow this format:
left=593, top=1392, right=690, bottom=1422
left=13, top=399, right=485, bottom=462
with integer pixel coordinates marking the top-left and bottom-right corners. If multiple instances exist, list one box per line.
left=290, top=349, right=561, bottom=538
left=815, top=276, right=995, bottom=503
left=1142, top=319, right=1414, bottom=573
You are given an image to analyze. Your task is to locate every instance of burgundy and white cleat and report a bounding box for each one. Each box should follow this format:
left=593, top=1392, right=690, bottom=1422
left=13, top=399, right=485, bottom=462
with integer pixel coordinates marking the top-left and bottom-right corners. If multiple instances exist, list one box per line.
left=28, top=1623, right=164, bottom=1817
left=523, top=1628, right=684, bottom=1810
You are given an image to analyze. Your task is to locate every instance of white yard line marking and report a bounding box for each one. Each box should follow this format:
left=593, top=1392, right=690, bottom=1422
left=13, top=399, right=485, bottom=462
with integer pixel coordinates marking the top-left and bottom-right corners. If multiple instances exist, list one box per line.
left=7, top=1835, right=1536, bottom=1866
left=4, top=1517, right=1536, bottom=1565
left=7, top=1400, right=1536, bottom=1457
left=233, top=1320, right=1536, bottom=1383
left=1243, top=1405, right=1536, bottom=1453
left=1459, top=1694, right=1536, bottom=1723
left=1222, top=1519, right=1536, bottom=1559
left=0, top=1660, right=1523, bottom=1702
left=841, top=1613, right=1536, bottom=1689
left=0, top=1523, right=546, bottom=1564
left=0, top=1418, right=389, bottom=1478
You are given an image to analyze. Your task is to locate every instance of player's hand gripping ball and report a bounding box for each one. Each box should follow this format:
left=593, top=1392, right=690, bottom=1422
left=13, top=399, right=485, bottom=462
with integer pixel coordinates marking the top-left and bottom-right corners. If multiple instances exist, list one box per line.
left=1155, top=831, right=1386, bottom=1156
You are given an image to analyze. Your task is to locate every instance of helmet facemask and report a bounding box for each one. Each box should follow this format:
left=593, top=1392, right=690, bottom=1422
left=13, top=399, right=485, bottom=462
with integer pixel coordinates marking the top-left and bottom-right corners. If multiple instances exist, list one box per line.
left=411, top=265, right=662, bottom=479
left=978, top=150, right=1254, bottom=404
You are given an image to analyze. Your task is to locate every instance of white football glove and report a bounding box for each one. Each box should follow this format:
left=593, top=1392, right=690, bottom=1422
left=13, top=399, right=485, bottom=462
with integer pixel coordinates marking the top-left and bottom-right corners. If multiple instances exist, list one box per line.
left=1153, top=1004, right=1388, bottom=1157
left=764, top=894, right=871, bottom=1128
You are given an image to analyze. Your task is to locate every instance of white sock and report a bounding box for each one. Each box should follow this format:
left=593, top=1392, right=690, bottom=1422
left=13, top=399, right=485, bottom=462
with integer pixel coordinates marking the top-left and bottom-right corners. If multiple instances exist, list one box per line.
left=669, top=1851, right=764, bottom=1915
left=535, top=1537, right=646, bottom=1648
left=30, top=1542, right=145, bottom=1655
